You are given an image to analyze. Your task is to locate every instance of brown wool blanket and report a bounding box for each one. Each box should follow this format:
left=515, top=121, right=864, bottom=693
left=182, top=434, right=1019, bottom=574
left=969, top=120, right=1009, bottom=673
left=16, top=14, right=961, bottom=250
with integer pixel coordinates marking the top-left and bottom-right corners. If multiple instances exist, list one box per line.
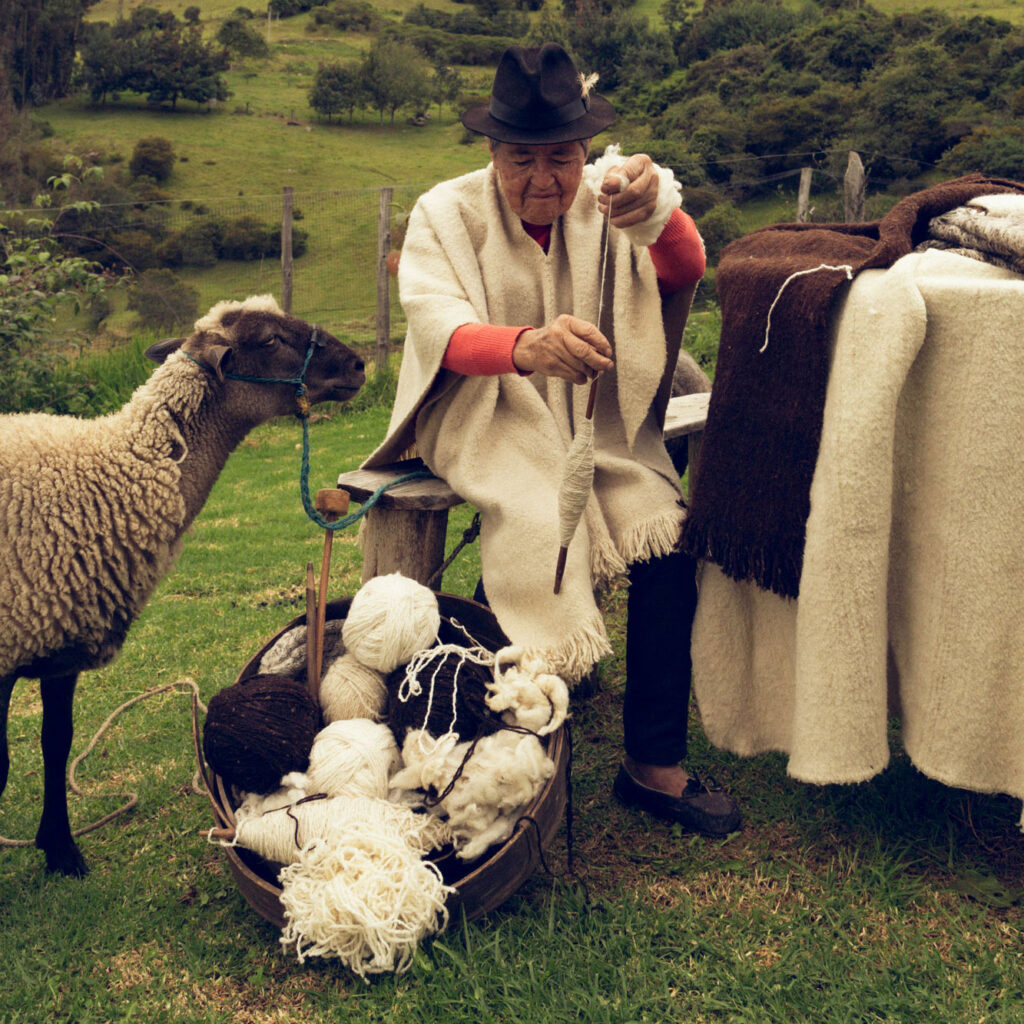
left=680, top=173, right=1024, bottom=598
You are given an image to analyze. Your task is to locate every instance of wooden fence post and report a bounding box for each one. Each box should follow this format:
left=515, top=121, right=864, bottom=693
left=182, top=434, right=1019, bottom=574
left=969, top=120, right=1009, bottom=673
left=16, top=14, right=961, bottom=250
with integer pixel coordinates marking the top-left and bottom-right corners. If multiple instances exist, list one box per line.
left=281, top=185, right=293, bottom=314
left=844, top=151, right=866, bottom=222
left=376, top=186, right=393, bottom=373
left=797, top=167, right=813, bottom=223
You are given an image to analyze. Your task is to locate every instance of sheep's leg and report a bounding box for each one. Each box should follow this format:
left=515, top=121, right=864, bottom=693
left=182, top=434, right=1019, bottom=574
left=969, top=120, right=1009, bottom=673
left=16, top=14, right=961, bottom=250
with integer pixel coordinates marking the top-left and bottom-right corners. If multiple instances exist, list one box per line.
left=0, top=674, right=14, bottom=799
left=36, top=673, right=88, bottom=877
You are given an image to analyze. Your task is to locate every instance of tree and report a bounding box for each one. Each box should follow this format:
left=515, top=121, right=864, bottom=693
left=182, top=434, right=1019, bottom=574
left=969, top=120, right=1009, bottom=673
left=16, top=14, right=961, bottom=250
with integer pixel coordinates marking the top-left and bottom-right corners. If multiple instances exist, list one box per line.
left=359, top=38, right=432, bottom=125
left=431, top=61, right=463, bottom=123
left=129, top=136, right=176, bottom=182
left=1, top=0, right=95, bottom=108
left=217, top=16, right=270, bottom=58
left=0, top=160, right=115, bottom=413
left=309, top=61, right=365, bottom=122
left=78, top=9, right=231, bottom=109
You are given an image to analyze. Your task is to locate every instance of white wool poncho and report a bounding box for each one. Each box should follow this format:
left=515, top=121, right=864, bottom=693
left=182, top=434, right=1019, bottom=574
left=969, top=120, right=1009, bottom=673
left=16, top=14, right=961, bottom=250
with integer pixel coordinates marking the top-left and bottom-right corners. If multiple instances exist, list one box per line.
left=365, top=158, right=687, bottom=679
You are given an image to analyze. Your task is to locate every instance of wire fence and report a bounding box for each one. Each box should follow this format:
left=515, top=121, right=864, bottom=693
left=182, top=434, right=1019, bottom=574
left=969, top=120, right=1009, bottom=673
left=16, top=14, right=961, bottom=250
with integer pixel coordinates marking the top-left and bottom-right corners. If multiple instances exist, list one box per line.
left=35, top=184, right=436, bottom=348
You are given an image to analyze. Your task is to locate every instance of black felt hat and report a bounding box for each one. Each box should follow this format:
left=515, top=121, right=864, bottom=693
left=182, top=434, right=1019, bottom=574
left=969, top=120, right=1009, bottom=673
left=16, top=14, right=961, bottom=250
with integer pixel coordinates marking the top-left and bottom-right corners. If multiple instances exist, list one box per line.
left=461, top=43, right=615, bottom=145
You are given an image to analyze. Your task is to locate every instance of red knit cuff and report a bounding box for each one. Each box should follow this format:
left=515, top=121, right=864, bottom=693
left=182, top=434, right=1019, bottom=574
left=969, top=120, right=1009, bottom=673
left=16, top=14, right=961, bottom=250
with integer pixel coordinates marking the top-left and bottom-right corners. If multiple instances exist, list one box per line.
left=649, top=208, right=706, bottom=293
left=442, top=323, right=532, bottom=376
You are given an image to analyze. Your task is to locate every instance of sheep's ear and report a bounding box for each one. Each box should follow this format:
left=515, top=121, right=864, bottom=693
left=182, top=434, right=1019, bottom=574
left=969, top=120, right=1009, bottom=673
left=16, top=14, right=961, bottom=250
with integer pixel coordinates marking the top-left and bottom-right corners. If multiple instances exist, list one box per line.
left=145, top=337, right=185, bottom=363
left=193, top=342, right=232, bottom=383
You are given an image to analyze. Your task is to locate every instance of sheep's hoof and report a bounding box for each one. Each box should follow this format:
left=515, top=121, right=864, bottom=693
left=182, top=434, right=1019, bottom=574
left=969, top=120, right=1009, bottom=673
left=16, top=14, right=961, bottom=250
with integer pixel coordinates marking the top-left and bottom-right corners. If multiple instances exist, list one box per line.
left=42, top=844, right=89, bottom=878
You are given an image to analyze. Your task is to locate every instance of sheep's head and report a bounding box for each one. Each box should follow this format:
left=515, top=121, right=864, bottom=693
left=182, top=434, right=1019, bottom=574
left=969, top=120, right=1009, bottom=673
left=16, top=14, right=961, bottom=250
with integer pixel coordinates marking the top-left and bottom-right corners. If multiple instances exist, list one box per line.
left=146, top=296, right=365, bottom=409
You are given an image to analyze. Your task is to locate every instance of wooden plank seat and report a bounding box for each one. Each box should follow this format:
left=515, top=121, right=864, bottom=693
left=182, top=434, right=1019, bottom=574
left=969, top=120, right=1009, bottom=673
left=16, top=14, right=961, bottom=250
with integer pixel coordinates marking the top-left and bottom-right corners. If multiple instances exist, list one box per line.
left=336, top=391, right=710, bottom=588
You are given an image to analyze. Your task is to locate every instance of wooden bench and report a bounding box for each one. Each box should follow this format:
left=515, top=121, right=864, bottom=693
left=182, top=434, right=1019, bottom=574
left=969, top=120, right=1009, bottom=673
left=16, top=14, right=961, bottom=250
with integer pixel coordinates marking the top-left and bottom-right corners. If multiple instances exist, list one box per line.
left=335, top=391, right=710, bottom=588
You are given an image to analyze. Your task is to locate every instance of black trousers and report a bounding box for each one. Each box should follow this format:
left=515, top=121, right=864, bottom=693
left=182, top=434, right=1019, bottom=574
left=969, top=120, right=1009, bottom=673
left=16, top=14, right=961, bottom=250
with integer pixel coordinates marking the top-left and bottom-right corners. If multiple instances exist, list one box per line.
left=623, top=548, right=698, bottom=766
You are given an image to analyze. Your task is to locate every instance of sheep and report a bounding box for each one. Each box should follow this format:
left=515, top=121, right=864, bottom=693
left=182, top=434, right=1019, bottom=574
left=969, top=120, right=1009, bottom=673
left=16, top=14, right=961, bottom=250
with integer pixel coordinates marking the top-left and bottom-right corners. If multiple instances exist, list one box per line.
left=0, top=294, right=365, bottom=876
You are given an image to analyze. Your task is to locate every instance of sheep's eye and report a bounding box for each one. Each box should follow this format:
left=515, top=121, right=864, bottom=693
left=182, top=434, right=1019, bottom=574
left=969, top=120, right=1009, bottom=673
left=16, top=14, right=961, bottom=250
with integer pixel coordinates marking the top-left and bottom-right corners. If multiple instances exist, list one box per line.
left=263, top=335, right=280, bottom=347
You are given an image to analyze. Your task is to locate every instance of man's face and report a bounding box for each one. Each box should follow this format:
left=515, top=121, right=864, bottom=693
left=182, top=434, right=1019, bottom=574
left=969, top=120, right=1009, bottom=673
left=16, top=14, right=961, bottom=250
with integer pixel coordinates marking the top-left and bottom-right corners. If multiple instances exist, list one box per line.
left=491, top=140, right=589, bottom=225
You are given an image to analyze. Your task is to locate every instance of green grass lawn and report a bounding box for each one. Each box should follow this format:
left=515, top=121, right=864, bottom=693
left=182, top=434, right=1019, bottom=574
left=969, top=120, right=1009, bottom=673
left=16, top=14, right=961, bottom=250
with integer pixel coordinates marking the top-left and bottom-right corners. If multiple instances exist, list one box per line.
left=1, top=400, right=1022, bottom=1023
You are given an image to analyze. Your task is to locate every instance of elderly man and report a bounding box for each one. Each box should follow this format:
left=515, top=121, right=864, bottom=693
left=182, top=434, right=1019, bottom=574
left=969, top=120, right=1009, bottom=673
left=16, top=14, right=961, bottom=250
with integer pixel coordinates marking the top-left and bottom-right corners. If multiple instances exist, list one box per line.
left=366, top=43, right=740, bottom=836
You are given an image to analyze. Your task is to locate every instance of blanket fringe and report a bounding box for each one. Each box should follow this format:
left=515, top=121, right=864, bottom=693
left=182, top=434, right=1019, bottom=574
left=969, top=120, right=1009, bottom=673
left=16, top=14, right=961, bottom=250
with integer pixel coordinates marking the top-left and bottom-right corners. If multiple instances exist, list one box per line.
left=524, top=613, right=612, bottom=685
left=680, top=518, right=802, bottom=599
left=589, top=535, right=628, bottom=587
left=619, top=509, right=686, bottom=568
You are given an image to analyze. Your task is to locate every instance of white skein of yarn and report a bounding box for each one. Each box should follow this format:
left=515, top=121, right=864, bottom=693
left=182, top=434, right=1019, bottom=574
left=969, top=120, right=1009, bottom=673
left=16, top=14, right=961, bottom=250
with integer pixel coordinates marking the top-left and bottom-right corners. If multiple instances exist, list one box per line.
left=282, top=719, right=401, bottom=801
left=320, top=652, right=388, bottom=723
left=342, top=573, right=440, bottom=673
left=278, top=826, right=454, bottom=977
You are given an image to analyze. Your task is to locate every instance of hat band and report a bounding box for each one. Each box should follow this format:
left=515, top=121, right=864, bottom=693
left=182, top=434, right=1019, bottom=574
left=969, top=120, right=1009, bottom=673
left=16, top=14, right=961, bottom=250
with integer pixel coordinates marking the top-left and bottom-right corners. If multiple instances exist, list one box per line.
left=488, top=94, right=590, bottom=131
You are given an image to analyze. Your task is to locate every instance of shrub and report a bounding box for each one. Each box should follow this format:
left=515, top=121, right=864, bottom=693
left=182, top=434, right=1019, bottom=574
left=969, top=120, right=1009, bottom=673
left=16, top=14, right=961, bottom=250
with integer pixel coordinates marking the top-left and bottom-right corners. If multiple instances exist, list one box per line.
left=129, top=137, right=176, bottom=182
left=217, top=17, right=270, bottom=57
left=696, top=202, right=744, bottom=265
left=127, top=268, right=200, bottom=331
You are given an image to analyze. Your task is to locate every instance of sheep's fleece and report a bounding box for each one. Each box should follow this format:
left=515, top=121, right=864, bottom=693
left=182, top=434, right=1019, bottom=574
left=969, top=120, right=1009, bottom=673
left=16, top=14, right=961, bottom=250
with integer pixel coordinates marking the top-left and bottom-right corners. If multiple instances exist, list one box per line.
left=0, top=359, right=201, bottom=677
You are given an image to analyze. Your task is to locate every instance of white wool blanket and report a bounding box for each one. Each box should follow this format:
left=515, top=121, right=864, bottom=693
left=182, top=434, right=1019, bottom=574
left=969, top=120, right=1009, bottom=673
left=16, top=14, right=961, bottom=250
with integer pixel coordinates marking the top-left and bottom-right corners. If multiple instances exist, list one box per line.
left=692, top=248, right=1024, bottom=814
left=365, top=158, right=686, bottom=679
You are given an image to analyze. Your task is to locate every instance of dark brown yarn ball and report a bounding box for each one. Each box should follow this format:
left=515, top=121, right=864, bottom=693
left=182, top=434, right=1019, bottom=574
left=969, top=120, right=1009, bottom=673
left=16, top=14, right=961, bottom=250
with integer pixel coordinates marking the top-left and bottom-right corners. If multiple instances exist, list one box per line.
left=386, top=647, right=501, bottom=744
left=203, top=674, right=321, bottom=794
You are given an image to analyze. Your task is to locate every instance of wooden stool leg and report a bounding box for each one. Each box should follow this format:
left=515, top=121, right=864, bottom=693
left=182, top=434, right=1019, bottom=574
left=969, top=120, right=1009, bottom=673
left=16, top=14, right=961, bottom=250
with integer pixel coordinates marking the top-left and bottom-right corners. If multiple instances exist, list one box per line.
left=360, top=508, right=450, bottom=586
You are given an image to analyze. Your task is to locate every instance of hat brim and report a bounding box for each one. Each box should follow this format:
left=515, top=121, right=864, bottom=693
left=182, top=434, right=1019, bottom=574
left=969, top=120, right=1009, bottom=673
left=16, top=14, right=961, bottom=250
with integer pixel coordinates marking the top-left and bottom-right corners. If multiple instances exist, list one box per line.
left=461, top=93, right=615, bottom=145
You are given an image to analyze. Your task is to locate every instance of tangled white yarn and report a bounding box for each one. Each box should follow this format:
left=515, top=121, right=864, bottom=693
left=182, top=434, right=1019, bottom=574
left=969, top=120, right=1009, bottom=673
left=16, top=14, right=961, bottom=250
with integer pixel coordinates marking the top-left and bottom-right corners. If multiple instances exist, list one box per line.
left=278, top=827, right=454, bottom=978
left=281, top=719, right=401, bottom=801
left=391, top=728, right=555, bottom=861
left=320, top=653, right=389, bottom=723
left=342, top=573, right=440, bottom=673
left=487, top=648, right=570, bottom=736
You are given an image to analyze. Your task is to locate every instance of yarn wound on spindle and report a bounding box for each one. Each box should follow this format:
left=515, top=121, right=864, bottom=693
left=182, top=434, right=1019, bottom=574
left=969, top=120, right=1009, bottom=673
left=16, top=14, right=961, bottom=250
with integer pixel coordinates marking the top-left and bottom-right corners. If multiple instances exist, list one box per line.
left=387, top=646, right=501, bottom=744
left=342, top=573, right=440, bottom=673
left=203, top=674, right=321, bottom=794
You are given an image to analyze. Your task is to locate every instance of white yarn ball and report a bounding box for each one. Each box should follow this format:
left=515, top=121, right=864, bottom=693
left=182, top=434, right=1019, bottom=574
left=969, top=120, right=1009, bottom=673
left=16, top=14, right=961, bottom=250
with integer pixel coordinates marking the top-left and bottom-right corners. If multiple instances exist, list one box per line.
left=342, top=573, right=440, bottom=673
left=283, top=719, right=401, bottom=801
left=320, top=653, right=388, bottom=723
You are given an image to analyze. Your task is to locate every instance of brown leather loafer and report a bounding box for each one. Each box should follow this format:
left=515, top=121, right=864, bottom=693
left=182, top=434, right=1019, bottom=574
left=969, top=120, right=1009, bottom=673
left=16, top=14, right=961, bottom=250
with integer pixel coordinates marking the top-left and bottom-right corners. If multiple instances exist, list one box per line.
left=613, top=765, right=741, bottom=837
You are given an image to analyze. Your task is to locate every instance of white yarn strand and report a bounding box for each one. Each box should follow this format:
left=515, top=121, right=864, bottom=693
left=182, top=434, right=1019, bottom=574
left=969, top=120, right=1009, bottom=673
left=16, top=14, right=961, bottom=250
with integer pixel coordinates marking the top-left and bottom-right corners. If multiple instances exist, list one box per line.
left=760, top=263, right=854, bottom=353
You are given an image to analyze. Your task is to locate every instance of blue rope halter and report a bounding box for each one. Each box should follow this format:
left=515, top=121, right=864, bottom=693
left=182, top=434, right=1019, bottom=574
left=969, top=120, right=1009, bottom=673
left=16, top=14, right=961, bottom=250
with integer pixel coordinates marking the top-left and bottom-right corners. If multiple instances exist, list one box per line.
left=182, top=329, right=430, bottom=531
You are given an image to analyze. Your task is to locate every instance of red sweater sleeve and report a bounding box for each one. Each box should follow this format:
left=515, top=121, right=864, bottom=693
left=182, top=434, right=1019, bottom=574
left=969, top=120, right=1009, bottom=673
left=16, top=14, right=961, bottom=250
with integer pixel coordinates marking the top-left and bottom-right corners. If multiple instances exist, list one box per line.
left=648, top=208, right=706, bottom=293
left=441, top=323, right=531, bottom=376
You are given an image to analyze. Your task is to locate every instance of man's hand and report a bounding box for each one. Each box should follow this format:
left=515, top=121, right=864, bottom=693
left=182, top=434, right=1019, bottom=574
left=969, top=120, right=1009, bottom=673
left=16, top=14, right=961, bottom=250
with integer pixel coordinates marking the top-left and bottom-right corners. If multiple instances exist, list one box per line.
left=512, top=314, right=614, bottom=383
left=597, top=153, right=659, bottom=229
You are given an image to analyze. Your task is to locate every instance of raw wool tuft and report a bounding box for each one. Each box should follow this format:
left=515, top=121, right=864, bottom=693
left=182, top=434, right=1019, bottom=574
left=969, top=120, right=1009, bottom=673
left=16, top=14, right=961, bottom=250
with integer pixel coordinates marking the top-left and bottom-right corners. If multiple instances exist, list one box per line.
left=582, top=143, right=683, bottom=247
left=202, top=675, right=321, bottom=794
left=391, top=728, right=555, bottom=861
left=386, top=645, right=500, bottom=744
left=278, top=826, right=454, bottom=978
left=218, top=788, right=451, bottom=865
left=320, top=652, right=388, bottom=723
left=281, top=718, right=400, bottom=800
left=342, top=573, right=440, bottom=673
left=194, top=293, right=283, bottom=335
left=258, top=620, right=344, bottom=678
left=487, top=648, right=570, bottom=736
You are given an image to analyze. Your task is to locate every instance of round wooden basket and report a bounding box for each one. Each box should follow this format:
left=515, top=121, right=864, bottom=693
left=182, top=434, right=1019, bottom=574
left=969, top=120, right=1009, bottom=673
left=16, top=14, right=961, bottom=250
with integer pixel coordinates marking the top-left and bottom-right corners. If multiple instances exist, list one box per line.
left=194, top=592, right=568, bottom=930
